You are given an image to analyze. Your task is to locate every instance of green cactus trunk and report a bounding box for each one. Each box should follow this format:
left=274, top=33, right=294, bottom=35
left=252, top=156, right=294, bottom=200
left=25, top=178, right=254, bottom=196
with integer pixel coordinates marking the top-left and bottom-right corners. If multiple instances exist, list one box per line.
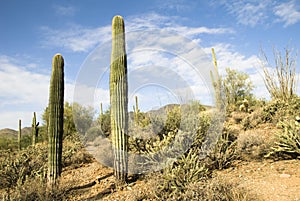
left=47, top=54, right=64, bottom=188
left=110, top=15, right=128, bottom=185
left=32, top=112, right=39, bottom=146
left=18, top=119, right=21, bottom=151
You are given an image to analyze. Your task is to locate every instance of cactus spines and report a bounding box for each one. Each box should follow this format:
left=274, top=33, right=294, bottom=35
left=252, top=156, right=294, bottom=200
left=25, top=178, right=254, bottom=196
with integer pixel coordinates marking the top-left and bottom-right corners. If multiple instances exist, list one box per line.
left=32, top=112, right=39, bottom=146
left=110, top=15, right=128, bottom=185
left=18, top=119, right=21, bottom=151
left=47, top=53, right=64, bottom=188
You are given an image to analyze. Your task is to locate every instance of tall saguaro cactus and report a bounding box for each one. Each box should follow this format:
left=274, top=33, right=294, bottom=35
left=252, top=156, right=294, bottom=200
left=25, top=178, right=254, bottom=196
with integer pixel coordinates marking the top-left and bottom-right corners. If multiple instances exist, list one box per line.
left=32, top=112, right=39, bottom=146
left=210, top=48, right=223, bottom=110
left=133, top=96, right=140, bottom=125
left=18, top=119, right=21, bottom=151
left=47, top=54, right=64, bottom=188
left=110, top=15, right=128, bottom=185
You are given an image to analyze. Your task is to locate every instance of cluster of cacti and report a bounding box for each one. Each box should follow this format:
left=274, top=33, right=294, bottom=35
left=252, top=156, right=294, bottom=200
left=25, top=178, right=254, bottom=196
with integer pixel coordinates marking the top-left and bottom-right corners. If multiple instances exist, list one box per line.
left=18, top=119, right=21, bottom=151
left=239, top=99, right=249, bottom=112
left=47, top=53, right=64, bottom=188
left=110, top=15, right=129, bottom=185
left=31, top=112, right=39, bottom=146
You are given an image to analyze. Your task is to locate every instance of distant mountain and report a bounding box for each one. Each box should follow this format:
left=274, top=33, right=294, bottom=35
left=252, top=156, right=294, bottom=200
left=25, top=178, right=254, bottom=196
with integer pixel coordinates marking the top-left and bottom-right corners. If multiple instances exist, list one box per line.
left=147, top=103, right=213, bottom=116
left=0, top=127, right=32, bottom=139
left=0, top=128, right=17, bottom=138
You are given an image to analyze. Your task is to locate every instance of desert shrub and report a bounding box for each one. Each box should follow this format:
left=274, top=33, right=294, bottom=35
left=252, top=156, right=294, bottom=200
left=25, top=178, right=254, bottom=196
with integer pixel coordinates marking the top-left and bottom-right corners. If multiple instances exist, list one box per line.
left=98, top=107, right=111, bottom=137
left=154, top=149, right=210, bottom=200
left=266, top=120, right=300, bottom=159
left=175, top=176, right=259, bottom=201
left=84, top=126, right=105, bottom=142
left=128, top=102, right=209, bottom=155
left=0, top=137, right=17, bottom=150
left=237, top=130, right=272, bottom=160
left=261, top=97, right=300, bottom=124
left=207, top=131, right=238, bottom=170
left=62, top=138, right=93, bottom=167
left=1, top=176, right=69, bottom=201
left=241, top=108, right=263, bottom=130
left=0, top=144, right=48, bottom=191
left=88, top=136, right=114, bottom=167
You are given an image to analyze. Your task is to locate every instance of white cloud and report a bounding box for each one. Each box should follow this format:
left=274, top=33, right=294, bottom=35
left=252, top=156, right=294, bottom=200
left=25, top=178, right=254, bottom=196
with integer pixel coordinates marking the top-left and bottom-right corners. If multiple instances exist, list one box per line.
left=40, top=13, right=234, bottom=52
left=53, top=5, right=77, bottom=16
left=220, top=0, right=272, bottom=27
left=216, top=0, right=300, bottom=28
left=157, top=0, right=194, bottom=12
left=274, top=0, right=300, bottom=27
left=0, top=55, right=76, bottom=129
left=40, top=25, right=111, bottom=52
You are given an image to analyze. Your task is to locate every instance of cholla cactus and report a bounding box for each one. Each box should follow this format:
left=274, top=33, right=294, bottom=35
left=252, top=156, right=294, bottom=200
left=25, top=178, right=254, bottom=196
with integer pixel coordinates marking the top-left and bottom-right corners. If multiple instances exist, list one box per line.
left=110, top=15, right=128, bottom=185
left=47, top=53, right=64, bottom=188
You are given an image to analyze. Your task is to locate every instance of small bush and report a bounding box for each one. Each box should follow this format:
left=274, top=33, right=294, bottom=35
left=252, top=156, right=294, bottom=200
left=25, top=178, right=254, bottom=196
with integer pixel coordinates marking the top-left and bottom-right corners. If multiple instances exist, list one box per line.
left=176, top=176, right=259, bottom=201
left=154, top=149, right=210, bottom=200
left=241, top=109, right=263, bottom=130
left=237, top=130, right=272, bottom=160
left=207, top=131, right=238, bottom=170
left=261, top=97, right=300, bottom=124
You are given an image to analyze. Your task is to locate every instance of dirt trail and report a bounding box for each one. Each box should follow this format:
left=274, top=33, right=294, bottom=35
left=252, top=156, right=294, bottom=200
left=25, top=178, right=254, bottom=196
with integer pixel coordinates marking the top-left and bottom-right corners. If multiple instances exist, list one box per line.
left=217, top=159, right=300, bottom=201
left=60, top=159, right=300, bottom=201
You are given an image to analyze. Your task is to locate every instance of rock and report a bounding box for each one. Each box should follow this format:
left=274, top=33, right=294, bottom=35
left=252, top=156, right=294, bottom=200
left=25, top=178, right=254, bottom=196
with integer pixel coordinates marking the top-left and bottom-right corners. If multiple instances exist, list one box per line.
left=279, top=173, right=291, bottom=178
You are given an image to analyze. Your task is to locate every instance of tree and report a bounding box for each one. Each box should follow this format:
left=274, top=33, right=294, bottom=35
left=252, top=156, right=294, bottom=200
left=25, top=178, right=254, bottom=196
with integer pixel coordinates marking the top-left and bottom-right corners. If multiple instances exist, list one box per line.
left=72, top=102, right=94, bottom=135
left=223, top=68, right=254, bottom=107
left=42, top=102, right=94, bottom=138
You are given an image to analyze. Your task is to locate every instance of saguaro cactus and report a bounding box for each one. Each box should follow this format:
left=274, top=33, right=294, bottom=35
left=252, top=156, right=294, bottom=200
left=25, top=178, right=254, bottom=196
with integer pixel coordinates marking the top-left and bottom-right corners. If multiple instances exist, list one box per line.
left=18, top=119, right=21, bottom=151
left=32, top=112, right=39, bottom=146
left=133, top=96, right=140, bottom=125
left=110, top=15, right=128, bottom=185
left=210, top=48, right=223, bottom=110
left=47, top=54, right=64, bottom=188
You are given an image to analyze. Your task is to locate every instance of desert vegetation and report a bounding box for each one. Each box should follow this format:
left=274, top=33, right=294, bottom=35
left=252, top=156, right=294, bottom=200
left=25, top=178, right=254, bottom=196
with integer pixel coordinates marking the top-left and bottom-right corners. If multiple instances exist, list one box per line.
left=0, top=15, right=299, bottom=201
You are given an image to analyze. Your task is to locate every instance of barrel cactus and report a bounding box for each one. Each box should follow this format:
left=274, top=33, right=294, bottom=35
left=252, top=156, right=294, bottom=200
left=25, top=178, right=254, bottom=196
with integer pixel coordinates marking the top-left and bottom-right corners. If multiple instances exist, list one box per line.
left=47, top=53, right=64, bottom=188
left=110, top=15, right=128, bottom=185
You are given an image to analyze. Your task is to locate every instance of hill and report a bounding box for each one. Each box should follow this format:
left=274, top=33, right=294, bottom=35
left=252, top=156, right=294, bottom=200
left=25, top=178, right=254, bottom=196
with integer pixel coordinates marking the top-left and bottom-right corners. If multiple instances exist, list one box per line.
left=0, top=127, right=32, bottom=139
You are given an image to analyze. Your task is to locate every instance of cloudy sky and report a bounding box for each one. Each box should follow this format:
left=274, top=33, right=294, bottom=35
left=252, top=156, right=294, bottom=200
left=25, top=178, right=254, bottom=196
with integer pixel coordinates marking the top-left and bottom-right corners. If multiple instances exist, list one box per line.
left=1, top=0, right=299, bottom=129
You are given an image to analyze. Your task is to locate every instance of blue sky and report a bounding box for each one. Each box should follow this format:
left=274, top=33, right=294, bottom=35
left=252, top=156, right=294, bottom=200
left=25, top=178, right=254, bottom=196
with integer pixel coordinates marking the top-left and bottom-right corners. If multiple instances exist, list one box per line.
left=0, top=0, right=300, bottom=129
